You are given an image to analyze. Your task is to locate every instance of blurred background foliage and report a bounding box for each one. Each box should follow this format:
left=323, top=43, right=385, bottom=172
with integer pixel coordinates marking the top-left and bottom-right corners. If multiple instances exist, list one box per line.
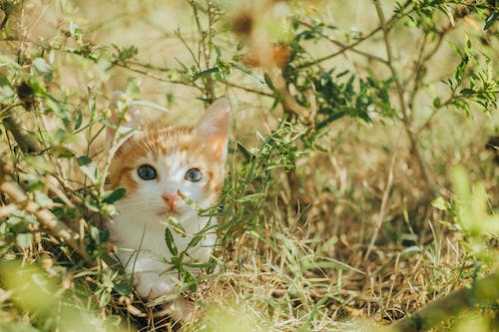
left=0, top=0, right=498, bottom=331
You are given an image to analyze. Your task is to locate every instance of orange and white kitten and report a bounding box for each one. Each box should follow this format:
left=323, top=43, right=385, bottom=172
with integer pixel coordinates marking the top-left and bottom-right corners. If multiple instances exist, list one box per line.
left=107, top=98, right=230, bottom=300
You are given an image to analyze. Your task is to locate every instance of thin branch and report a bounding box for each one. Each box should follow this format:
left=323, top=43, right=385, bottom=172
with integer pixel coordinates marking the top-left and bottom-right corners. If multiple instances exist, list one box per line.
left=267, top=69, right=312, bottom=124
left=0, top=104, right=94, bottom=262
left=0, top=9, right=9, bottom=30
left=415, top=92, right=456, bottom=135
left=372, top=0, right=434, bottom=192
left=297, top=0, right=413, bottom=70
left=298, top=20, right=389, bottom=67
left=296, top=26, right=383, bottom=70
left=1, top=104, right=39, bottom=154
left=364, top=145, right=398, bottom=261
left=407, top=33, right=429, bottom=118
left=0, top=164, right=91, bottom=262
left=221, top=80, right=274, bottom=97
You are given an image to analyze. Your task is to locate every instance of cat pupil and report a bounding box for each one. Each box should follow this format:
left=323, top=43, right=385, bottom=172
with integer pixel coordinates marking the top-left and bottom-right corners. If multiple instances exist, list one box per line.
left=137, top=164, right=157, bottom=180
left=185, top=168, right=202, bottom=182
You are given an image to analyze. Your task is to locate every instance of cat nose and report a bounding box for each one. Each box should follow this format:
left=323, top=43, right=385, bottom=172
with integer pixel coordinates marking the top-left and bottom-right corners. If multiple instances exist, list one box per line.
left=161, top=193, right=177, bottom=212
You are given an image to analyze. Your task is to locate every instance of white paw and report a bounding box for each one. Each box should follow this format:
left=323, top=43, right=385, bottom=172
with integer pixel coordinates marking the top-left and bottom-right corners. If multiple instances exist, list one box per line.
left=134, top=272, right=178, bottom=299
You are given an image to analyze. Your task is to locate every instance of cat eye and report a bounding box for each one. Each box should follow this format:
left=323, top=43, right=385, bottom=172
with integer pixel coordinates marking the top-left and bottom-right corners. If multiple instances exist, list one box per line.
left=184, top=168, right=203, bottom=183
left=137, top=164, right=157, bottom=181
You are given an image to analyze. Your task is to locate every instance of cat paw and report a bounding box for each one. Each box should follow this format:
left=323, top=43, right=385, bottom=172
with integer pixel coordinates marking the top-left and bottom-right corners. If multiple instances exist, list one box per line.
left=133, top=272, right=177, bottom=299
left=164, top=297, right=196, bottom=322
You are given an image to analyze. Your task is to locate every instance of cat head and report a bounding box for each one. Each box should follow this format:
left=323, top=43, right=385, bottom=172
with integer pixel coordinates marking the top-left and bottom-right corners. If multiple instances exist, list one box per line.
left=108, top=98, right=230, bottom=219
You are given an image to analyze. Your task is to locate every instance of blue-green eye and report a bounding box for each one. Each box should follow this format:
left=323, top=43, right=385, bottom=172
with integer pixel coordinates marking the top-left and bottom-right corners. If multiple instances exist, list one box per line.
left=137, top=164, right=157, bottom=180
left=184, top=168, right=203, bottom=182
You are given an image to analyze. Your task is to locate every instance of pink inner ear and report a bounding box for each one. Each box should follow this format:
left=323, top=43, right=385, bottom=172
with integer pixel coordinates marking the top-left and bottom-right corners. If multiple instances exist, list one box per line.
left=197, top=126, right=229, bottom=161
left=207, top=135, right=228, bottom=160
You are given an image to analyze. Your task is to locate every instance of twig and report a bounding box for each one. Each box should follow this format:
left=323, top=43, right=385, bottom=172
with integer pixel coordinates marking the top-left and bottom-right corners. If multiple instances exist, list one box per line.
left=372, top=0, right=434, bottom=192
left=221, top=80, right=274, bottom=97
left=297, top=20, right=389, bottom=67
left=0, top=204, right=17, bottom=219
left=391, top=271, right=499, bottom=331
left=267, top=69, right=312, bottom=123
left=0, top=8, right=9, bottom=30
left=0, top=166, right=91, bottom=262
left=1, top=104, right=39, bottom=154
left=296, top=0, right=413, bottom=69
left=0, top=105, right=91, bottom=262
left=364, top=145, right=398, bottom=261
left=296, top=26, right=383, bottom=70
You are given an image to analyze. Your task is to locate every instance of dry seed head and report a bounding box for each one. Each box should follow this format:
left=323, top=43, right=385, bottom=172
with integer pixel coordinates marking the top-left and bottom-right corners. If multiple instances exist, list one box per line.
left=232, top=10, right=254, bottom=37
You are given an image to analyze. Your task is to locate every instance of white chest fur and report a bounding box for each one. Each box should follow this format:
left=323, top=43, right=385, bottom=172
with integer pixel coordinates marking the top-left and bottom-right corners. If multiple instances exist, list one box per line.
left=109, top=203, right=217, bottom=299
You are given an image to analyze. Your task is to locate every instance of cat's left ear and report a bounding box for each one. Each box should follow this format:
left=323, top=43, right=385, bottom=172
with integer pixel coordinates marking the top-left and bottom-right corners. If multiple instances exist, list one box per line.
left=195, top=98, right=231, bottom=161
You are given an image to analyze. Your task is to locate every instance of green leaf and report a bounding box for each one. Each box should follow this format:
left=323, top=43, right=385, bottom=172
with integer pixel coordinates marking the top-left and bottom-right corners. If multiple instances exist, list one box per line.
left=102, top=187, right=126, bottom=204
left=16, top=233, right=33, bottom=249
left=431, top=196, right=447, bottom=211
left=164, top=228, right=178, bottom=256
left=192, top=67, right=219, bottom=81
left=180, top=269, right=197, bottom=292
left=163, top=216, right=186, bottom=236
left=237, top=142, right=255, bottom=162
left=0, top=74, right=10, bottom=87
left=432, top=97, right=441, bottom=108
left=113, top=281, right=132, bottom=296
left=77, top=155, right=92, bottom=166
left=34, top=191, right=53, bottom=208
left=51, top=146, right=75, bottom=158
left=32, top=58, right=51, bottom=74
left=78, top=161, right=98, bottom=184
left=460, top=88, right=475, bottom=97
left=484, top=11, right=498, bottom=30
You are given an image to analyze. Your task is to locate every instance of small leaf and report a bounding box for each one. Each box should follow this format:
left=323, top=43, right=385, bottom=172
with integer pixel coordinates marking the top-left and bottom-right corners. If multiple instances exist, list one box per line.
left=103, top=187, right=126, bottom=204
left=16, top=233, right=33, bottom=249
left=164, top=228, right=178, bottom=256
left=237, top=142, right=255, bottom=162
left=34, top=191, right=53, bottom=208
left=69, top=22, right=81, bottom=37
left=32, top=58, right=51, bottom=74
left=113, top=281, right=132, bottom=296
left=163, top=216, right=186, bottom=236
left=180, top=269, right=197, bottom=292
left=192, top=67, right=219, bottom=81
left=77, top=155, right=92, bottom=166
left=432, top=97, right=441, bottom=108
left=432, top=196, right=447, bottom=211
left=51, top=146, right=75, bottom=158
left=460, top=88, right=475, bottom=97
left=79, top=162, right=98, bottom=184
left=484, top=11, right=498, bottom=30
left=0, top=74, right=10, bottom=87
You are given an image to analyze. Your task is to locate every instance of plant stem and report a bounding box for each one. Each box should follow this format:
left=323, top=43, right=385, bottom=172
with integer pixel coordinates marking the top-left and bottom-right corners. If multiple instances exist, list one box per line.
left=372, top=0, right=434, bottom=193
left=1, top=104, right=39, bottom=154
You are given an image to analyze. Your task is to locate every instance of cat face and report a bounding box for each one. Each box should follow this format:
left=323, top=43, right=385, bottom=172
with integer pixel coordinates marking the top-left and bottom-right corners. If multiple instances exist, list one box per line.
left=108, top=99, right=230, bottom=220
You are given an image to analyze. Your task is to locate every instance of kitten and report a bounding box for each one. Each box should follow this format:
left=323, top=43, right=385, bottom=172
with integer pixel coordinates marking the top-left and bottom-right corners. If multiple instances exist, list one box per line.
left=107, top=98, right=230, bottom=300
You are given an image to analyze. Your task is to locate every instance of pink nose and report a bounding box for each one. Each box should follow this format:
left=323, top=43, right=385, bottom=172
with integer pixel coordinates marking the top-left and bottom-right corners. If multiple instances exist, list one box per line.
left=161, top=193, right=177, bottom=212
